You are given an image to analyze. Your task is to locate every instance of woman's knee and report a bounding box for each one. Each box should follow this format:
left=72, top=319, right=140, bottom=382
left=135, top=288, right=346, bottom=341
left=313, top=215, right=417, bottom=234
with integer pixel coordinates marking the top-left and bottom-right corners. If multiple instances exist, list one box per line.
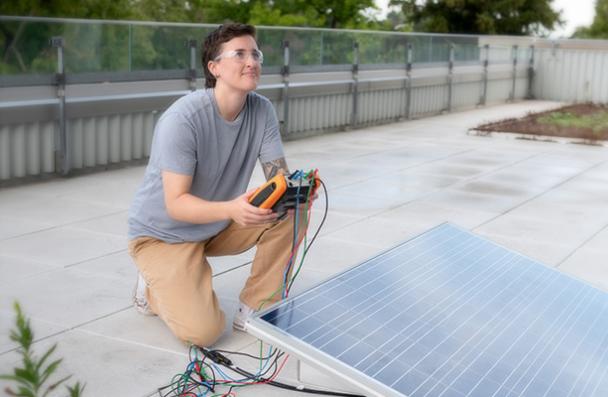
left=170, top=310, right=226, bottom=347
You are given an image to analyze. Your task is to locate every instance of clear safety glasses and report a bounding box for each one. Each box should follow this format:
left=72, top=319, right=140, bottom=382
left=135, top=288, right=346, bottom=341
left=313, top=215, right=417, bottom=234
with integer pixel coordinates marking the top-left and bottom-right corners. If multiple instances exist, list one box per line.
left=214, top=49, right=264, bottom=64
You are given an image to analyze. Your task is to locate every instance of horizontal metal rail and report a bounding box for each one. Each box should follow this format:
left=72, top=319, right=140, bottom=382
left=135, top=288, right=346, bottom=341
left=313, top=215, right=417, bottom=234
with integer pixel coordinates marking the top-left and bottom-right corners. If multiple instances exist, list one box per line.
left=0, top=63, right=530, bottom=186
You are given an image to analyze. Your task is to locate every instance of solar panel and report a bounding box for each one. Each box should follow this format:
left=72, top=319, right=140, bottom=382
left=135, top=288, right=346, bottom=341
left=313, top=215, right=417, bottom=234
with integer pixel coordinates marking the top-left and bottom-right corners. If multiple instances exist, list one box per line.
left=246, top=223, right=608, bottom=397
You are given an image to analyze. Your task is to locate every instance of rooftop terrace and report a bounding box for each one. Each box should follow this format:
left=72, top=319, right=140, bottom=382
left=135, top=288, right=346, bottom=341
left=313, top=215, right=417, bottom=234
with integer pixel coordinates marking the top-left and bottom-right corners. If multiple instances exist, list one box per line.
left=2, top=100, right=608, bottom=396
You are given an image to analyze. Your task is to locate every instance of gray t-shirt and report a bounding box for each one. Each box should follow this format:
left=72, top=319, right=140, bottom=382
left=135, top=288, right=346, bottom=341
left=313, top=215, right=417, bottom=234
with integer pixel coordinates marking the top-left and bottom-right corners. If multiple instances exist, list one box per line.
left=128, top=89, right=284, bottom=243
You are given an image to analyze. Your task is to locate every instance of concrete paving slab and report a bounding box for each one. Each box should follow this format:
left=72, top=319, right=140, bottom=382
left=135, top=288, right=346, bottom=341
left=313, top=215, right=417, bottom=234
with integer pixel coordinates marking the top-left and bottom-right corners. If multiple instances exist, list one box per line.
left=60, top=180, right=140, bottom=210
left=375, top=200, right=498, bottom=230
left=507, top=200, right=608, bottom=231
left=306, top=161, right=391, bottom=191
left=284, top=268, right=338, bottom=297
left=2, top=329, right=186, bottom=397
left=335, top=171, right=444, bottom=201
left=0, top=226, right=126, bottom=267
left=348, top=149, right=449, bottom=172
left=0, top=267, right=131, bottom=329
left=440, top=148, right=531, bottom=166
left=531, top=150, right=608, bottom=169
left=571, top=225, right=608, bottom=253
left=307, top=207, right=364, bottom=237
left=473, top=231, right=572, bottom=266
left=68, top=210, right=129, bottom=237
left=287, top=141, right=391, bottom=163
left=212, top=263, right=251, bottom=303
left=542, top=184, right=608, bottom=207
left=78, top=308, right=182, bottom=352
left=286, top=149, right=351, bottom=168
left=297, top=235, right=383, bottom=276
left=411, top=162, right=492, bottom=178
left=327, top=189, right=415, bottom=217
left=475, top=214, right=598, bottom=249
left=391, top=169, right=464, bottom=190
left=423, top=189, right=526, bottom=214
left=70, top=250, right=136, bottom=280
left=0, top=255, right=58, bottom=286
left=0, top=311, right=66, bottom=354
left=3, top=100, right=608, bottom=396
left=475, top=166, right=571, bottom=191
left=453, top=179, right=544, bottom=198
left=0, top=192, right=122, bottom=227
left=559, top=248, right=608, bottom=292
left=0, top=215, right=54, bottom=241
left=324, top=216, right=431, bottom=251
left=0, top=351, right=22, bottom=391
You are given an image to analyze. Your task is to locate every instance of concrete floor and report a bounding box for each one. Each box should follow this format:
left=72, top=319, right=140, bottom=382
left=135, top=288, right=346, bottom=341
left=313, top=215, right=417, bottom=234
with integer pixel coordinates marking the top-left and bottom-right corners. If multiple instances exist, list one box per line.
left=2, top=100, right=608, bottom=396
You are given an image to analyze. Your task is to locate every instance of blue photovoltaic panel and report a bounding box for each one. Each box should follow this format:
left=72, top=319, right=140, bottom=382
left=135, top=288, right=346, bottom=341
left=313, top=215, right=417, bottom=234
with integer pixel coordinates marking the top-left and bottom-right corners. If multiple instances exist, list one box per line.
left=252, top=223, right=608, bottom=397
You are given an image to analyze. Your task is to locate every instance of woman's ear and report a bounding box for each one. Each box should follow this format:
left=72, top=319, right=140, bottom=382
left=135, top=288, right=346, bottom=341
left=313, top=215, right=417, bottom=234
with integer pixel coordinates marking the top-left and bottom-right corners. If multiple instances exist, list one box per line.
left=208, top=61, right=219, bottom=79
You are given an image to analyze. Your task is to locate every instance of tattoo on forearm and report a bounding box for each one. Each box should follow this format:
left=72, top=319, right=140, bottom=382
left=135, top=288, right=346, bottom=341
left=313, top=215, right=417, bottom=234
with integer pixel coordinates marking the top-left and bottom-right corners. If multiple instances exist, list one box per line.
left=262, top=157, right=290, bottom=180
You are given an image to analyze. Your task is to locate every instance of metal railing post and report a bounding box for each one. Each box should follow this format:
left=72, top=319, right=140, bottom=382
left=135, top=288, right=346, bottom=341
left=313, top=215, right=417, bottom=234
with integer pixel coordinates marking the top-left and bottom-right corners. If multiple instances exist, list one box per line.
left=319, top=32, right=324, bottom=65
left=480, top=44, right=489, bottom=106
left=552, top=41, right=559, bottom=57
left=51, top=36, right=69, bottom=176
left=128, top=24, right=132, bottom=72
left=510, top=45, right=518, bottom=101
left=187, top=39, right=197, bottom=91
left=281, top=40, right=290, bottom=135
left=526, top=45, right=535, bottom=99
left=447, top=44, right=454, bottom=112
left=405, top=43, right=413, bottom=120
left=351, top=42, right=359, bottom=127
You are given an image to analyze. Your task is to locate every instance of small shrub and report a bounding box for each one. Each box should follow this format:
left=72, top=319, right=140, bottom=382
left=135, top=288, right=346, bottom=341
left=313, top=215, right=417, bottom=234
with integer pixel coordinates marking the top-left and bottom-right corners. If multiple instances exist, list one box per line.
left=0, top=302, right=85, bottom=397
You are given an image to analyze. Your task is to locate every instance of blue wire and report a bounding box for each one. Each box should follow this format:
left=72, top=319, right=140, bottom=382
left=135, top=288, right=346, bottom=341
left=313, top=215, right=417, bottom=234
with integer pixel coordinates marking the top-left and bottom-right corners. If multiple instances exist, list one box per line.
left=282, top=176, right=302, bottom=298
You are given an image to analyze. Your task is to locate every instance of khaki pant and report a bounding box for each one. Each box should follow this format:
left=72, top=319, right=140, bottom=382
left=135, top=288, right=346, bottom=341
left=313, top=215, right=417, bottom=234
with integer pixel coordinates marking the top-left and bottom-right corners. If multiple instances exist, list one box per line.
left=128, top=216, right=304, bottom=347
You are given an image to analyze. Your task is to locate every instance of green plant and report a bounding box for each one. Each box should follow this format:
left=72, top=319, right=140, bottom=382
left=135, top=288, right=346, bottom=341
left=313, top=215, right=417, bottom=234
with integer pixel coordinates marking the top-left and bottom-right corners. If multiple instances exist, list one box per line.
left=538, top=110, right=608, bottom=132
left=0, top=302, right=85, bottom=397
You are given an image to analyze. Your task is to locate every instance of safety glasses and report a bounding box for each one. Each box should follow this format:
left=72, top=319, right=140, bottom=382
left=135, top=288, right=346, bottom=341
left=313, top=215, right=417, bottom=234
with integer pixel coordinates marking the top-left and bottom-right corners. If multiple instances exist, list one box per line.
left=214, top=49, right=264, bottom=64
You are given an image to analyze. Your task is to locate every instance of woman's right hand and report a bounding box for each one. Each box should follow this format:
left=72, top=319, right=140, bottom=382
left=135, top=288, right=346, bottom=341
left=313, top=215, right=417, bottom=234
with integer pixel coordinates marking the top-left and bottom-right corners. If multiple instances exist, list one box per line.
left=228, top=189, right=279, bottom=226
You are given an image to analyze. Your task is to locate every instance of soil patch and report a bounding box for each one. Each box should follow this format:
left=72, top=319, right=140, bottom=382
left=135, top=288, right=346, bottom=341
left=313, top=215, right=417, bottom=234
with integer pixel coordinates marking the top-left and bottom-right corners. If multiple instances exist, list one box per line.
left=473, top=103, right=608, bottom=142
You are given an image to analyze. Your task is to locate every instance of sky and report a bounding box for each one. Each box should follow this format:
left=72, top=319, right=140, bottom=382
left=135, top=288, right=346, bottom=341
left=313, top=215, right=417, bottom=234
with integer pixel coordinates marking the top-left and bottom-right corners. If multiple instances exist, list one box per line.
left=373, top=0, right=597, bottom=38
left=551, top=0, right=596, bottom=37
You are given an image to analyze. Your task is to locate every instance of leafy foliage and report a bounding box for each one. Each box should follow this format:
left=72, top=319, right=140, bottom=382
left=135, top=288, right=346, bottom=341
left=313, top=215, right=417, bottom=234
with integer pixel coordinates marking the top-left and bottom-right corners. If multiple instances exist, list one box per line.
left=0, top=0, right=379, bottom=28
left=0, top=302, right=85, bottom=397
left=389, top=0, right=563, bottom=35
left=0, top=0, right=385, bottom=75
left=0, top=0, right=569, bottom=77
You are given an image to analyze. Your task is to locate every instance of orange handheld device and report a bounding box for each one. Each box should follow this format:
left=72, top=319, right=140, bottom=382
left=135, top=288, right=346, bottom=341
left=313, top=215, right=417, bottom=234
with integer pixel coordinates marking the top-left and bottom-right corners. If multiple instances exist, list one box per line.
left=248, top=174, right=287, bottom=209
left=249, top=169, right=321, bottom=217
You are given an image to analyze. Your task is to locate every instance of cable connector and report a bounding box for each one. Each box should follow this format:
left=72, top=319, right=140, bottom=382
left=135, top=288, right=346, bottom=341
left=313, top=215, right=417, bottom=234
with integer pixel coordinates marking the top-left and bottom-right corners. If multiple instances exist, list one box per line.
left=204, top=349, right=233, bottom=367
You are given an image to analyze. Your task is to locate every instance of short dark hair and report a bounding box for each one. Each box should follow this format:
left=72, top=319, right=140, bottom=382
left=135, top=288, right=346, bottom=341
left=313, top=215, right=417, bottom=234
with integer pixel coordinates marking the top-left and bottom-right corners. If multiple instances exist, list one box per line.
left=201, top=23, right=257, bottom=88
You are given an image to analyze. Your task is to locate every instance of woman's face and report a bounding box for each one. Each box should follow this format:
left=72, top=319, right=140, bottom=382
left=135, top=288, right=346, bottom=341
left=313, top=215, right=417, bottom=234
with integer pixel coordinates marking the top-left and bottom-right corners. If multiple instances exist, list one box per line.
left=209, top=35, right=261, bottom=94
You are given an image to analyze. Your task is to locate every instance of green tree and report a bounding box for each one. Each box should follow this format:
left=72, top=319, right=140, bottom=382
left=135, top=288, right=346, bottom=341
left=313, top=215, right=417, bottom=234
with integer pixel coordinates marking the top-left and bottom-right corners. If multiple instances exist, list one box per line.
left=390, top=0, right=563, bottom=35
left=187, top=0, right=378, bottom=29
left=0, top=0, right=388, bottom=76
left=248, top=1, right=325, bottom=27
left=0, top=0, right=134, bottom=19
left=379, top=10, right=414, bottom=31
left=0, top=0, right=134, bottom=73
left=305, top=0, right=377, bottom=29
left=0, top=0, right=381, bottom=28
left=572, top=0, right=608, bottom=38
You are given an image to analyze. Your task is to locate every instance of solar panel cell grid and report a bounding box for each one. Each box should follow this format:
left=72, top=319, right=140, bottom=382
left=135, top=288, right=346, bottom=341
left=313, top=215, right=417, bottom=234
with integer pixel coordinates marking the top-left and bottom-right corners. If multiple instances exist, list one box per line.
left=253, top=224, right=608, bottom=396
